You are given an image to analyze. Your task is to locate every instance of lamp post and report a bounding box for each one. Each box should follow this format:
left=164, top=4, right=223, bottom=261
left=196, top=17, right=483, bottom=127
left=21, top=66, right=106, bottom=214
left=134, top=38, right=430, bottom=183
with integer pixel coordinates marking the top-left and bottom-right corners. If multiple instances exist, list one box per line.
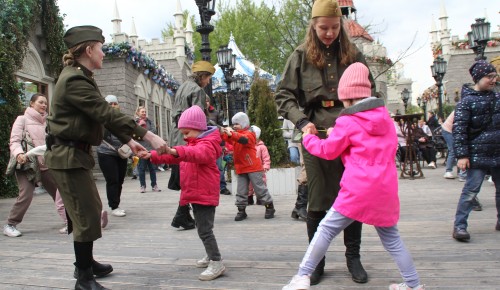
left=468, top=18, right=491, bottom=60
left=195, top=0, right=216, bottom=99
left=216, top=45, right=236, bottom=123
left=430, top=55, right=447, bottom=118
left=401, top=88, right=410, bottom=113
left=416, top=96, right=428, bottom=121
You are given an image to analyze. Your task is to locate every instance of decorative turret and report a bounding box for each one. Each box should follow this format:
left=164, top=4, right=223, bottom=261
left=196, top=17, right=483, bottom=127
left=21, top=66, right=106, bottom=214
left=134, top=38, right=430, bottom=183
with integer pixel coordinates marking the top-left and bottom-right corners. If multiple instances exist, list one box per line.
left=185, top=17, right=194, bottom=45
left=173, top=0, right=186, bottom=63
left=112, top=0, right=122, bottom=34
left=129, top=17, right=138, bottom=47
left=338, top=0, right=357, bottom=19
left=430, top=15, right=439, bottom=49
left=438, top=0, right=451, bottom=55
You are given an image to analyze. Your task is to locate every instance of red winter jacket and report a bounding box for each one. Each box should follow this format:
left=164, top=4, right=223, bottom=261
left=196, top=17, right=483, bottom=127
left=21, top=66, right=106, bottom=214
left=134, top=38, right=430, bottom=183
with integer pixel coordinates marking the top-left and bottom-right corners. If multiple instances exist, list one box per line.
left=150, top=127, right=222, bottom=206
left=222, top=129, right=263, bottom=174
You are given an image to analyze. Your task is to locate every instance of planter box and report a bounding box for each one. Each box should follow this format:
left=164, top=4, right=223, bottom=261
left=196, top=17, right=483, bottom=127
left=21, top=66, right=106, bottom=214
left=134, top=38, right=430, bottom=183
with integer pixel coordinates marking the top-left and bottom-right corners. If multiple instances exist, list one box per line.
left=231, top=167, right=300, bottom=196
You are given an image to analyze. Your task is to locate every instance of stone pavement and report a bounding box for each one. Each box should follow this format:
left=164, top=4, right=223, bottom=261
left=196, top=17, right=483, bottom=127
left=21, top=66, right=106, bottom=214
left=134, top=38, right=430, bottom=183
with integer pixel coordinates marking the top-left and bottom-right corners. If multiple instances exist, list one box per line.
left=0, top=163, right=498, bottom=289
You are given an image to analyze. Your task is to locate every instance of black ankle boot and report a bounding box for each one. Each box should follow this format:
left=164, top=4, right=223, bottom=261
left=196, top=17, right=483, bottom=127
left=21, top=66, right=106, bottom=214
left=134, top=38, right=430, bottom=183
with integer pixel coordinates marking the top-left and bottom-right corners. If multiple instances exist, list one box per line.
left=74, top=260, right=113, bottom=279
left=310, top=257, right=325, bottom=285
left=171, top=205, right=195, bottom=230
left=264, top=202, right=275, bottom=219
left=235, top=206, right=247, bottom=221
left=75, top=267, right=109, bottom=290
left=346, top=257, right=368, bottom=283
left=248, top=195, right=254, bottom=205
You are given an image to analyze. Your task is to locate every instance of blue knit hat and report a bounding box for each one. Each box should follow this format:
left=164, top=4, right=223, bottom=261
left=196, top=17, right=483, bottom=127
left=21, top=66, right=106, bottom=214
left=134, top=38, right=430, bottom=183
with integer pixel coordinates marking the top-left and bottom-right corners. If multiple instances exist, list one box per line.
left=469, top=60, right=496, bottom=83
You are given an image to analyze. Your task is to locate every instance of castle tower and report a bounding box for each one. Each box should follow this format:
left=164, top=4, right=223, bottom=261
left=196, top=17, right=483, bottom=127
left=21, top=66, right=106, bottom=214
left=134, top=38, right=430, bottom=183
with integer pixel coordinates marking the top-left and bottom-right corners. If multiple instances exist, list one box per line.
left=438, top=0, right=451, bottom=55
left=430, top=15, right=439, bottom=50
left=338, top=0, right=357, bottom=20
left=185, top=17, right=194, bottom=46
left=111, top=0, right=128, bottom=43
left=173, top=0, right=186, bottom=64
left=129, top=17, right=138, bottom=47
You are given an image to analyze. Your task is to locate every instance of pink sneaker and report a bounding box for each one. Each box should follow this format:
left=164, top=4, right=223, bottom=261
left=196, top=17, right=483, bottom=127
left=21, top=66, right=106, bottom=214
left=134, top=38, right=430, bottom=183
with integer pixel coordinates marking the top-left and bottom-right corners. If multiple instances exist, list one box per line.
left=152, top=185, right=161, bottom=192
left=101, top=211, right=108, bottom=229
left=140, top=186, right=146, bottom=193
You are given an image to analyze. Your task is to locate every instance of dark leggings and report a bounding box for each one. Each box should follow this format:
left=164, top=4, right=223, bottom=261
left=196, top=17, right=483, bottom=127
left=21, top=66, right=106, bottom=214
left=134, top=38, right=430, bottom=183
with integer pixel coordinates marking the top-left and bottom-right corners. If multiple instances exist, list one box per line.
left=74, top=241, right=93, bottom=269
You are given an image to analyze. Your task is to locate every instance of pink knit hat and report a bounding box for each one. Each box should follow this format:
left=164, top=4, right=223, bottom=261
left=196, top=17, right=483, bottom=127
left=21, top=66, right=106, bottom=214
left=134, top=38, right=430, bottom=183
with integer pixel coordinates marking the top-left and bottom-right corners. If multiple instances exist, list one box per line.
left=338, top=62, right=371, bottom=100
left=177, top=105, right=207, bottom=130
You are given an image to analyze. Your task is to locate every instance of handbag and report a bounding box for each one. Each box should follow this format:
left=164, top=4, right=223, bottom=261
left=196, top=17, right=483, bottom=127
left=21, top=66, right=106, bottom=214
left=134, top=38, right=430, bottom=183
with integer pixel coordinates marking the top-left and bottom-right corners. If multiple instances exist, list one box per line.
left=5, top=116, right=39, bottom=176
left=102, top=139, right=132, bottom=159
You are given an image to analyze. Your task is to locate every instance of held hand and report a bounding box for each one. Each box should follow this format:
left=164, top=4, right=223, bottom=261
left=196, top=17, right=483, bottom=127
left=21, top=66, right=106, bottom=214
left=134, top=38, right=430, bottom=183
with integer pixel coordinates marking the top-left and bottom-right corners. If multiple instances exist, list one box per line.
left=457, top=158, right=470, bottom=171
left=143, top=131, right=168, bottom=152
left=301, top=122, right=317, bottom=135
left=127, top=139, right=146, bottom=154
left=16, top=153, right=26, bottom=164
left=326, top=127, right=334, bottom=136
left=138, top=151, right=151, bottom=159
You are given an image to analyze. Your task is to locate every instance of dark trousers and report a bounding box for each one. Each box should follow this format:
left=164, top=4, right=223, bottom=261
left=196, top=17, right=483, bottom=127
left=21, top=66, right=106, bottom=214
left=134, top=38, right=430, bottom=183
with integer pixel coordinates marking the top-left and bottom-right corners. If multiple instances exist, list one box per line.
left=168, top=164, right=181, bottom=190
left=98, top=153, right=127, bottom=210
left=192, top=204, right=221, bottom=261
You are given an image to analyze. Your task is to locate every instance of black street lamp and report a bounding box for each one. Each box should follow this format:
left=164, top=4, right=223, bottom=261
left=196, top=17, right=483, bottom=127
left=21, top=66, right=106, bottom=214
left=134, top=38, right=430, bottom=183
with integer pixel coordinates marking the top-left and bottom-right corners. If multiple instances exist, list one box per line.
left=216, top=45, right=236, bottom=123
left=195, top=0, right=216, bottom=99
left=431, top=56, right=447, bottom=118
left=401, top=88, right=410, bottom=113
left=468, top=18, right=491, bottom=60
left=416, top=96, right=428, bottom=121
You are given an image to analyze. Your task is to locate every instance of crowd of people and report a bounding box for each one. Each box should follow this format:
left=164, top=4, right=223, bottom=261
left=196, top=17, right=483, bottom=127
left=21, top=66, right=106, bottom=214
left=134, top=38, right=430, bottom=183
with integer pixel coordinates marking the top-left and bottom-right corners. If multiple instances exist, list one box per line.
left=3, top=1, right=498, bottom=289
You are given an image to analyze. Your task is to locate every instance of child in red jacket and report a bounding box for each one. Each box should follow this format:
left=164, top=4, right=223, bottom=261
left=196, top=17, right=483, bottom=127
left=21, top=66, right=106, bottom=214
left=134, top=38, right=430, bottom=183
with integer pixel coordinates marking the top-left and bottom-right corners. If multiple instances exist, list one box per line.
left=221, top=112, right=275, bottom=221
left=248, top=125, right=271, bottom=205
left=140, top=105, right=225, bottom=281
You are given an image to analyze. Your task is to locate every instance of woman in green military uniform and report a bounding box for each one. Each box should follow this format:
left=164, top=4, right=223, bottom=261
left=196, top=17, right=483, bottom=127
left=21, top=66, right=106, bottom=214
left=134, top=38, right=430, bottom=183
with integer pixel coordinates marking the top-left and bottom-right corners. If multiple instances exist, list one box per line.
left=275, top=0, right=375, bottom=285
left=45, top=25, right=167, bottom=290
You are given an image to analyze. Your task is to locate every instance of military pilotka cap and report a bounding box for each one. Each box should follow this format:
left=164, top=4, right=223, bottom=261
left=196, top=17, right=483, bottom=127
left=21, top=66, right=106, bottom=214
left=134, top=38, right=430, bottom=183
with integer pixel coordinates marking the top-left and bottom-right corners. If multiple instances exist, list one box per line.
left=63, top=25, right=105, bottom=49
left=312, top=0, right=342, bottom=18
left=192, top=61, right=216, bottom=74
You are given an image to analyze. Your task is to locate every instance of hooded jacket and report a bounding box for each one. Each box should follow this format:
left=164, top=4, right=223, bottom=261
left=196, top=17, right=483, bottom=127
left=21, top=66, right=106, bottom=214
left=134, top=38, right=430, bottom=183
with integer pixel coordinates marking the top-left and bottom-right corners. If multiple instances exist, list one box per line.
left=256, top=140, right=271, bottom=171
left=302, top=98, right=399, bottom=226
left=150, top=126, right=222, bottom=206
left=222, top=129, right=263, bottom=174
left=453, top=84, right=500, bottom=168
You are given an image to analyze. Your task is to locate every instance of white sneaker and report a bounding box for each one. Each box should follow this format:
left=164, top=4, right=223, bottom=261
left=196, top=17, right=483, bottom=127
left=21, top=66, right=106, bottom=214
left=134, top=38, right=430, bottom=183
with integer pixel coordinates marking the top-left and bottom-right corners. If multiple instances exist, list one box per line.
left=158, top=166, right=165, bottom=172
left=59, top=225, right=68, bottom=234
left=389, top=282, right=425, bottom=290
left=427, top=161, right=436, bottom=169
left=443, top=172, right=455, bottom=179
left=198, top=260, right=225, bottom=281
left=196, top=255, right=210, bottom=268
left=112, top=208, right=126, bottom=217
left=3, top=224, right=22, bottom=237
left=282, top=275, right=310, bottom=290
left=488, top=176, right=493, bottom=183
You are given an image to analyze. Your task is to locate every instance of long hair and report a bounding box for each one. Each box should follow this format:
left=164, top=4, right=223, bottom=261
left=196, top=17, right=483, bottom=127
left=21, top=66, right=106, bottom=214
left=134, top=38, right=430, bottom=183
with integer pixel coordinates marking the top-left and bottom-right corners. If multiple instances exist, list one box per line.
left=189, top=71, right=212, bottom=87
left=62, top=41, right=100, bottom=67
left=305, top=18, right=356, bottom=69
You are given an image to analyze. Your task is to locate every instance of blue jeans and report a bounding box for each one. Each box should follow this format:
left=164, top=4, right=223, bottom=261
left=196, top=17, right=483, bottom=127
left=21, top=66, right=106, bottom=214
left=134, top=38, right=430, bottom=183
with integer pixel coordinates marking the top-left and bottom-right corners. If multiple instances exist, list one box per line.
left=288, top=146, right=300, bottom=165
left=138, top=158, right=157, bottom=188
left=442, top=130, right=466, bottom=178
left=216, top=155, right=227, bottom=190
left=454, top=167, right=500, bottom=230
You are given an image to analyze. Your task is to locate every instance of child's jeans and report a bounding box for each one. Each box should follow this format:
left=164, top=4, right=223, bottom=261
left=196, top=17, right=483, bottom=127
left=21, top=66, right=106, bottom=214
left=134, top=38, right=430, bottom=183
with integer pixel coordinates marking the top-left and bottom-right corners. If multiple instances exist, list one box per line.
left=192, top=204, right=221, bottom=261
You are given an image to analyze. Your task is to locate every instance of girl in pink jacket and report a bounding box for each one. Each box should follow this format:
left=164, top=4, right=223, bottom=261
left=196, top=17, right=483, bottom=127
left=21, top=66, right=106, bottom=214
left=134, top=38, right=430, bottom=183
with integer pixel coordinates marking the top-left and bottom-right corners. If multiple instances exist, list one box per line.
left=283, top=63, right=424, bottom=290
left=140, top=105, right=225, bottom=282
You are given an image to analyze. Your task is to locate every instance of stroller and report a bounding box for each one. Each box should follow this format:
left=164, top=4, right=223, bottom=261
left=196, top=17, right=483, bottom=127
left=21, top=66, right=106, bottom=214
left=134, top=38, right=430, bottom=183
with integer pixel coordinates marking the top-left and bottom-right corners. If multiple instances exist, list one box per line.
left=431, top=127, right=448, bottom=164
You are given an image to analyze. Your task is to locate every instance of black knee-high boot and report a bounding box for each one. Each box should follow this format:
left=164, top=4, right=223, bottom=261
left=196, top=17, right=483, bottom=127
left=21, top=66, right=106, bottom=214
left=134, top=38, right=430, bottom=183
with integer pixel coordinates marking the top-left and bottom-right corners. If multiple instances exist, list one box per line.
left=306, top=211, right=326, bottom=285
left=74, top=241, right=108, bottom=290
left=291, top=184, right=308, bottom=220
left=343, top=221, right=368, bottom=283
left=171, top=204, right=195, bottom=230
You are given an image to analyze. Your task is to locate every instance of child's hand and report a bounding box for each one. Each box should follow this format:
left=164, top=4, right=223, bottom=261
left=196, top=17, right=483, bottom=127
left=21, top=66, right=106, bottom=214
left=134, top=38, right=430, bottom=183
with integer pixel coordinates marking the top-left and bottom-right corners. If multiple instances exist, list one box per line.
left=302, top=127, right=313, bottom=138
left=326, top=127, right=334, bottom=136
left=222, top=127, right=233, bottom=136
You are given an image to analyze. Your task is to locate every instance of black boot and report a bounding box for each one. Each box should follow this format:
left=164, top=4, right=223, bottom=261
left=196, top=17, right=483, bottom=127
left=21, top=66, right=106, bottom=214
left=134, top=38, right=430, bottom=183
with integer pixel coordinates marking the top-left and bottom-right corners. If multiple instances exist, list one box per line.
left=235, top=206, right=247, bottom=221
left=291, top=184, right=308, bottom=220
left=307, top=211, right=327, bottom=285
left=344, top=221, right=367, bottom=283
left=171, top=205, right=195, bottom=230
left=74, top=260, right=113, bottom=279
left=248, top=195, right=254, bottom=205
left=75, top=267, right=109, bottom=290
left=265, top=202, right=276, bottom=219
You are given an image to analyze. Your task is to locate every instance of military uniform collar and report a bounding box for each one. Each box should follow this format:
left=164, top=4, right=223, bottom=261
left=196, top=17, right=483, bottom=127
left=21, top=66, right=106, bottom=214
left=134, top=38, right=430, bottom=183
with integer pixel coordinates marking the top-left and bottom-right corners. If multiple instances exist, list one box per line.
left=74, top=61, right=94, bottom=79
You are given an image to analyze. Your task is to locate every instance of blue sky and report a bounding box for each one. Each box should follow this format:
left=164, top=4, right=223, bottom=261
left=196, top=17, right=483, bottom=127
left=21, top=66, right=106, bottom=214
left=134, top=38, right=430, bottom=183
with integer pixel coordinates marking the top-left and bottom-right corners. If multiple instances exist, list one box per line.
left=57, top=0, right=498, bottom=99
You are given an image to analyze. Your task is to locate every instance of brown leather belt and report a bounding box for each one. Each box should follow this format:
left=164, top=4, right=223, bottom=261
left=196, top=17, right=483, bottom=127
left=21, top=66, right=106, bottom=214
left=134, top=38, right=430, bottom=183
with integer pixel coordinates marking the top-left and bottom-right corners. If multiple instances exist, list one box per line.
left=53, top=136, right=91, bottom=152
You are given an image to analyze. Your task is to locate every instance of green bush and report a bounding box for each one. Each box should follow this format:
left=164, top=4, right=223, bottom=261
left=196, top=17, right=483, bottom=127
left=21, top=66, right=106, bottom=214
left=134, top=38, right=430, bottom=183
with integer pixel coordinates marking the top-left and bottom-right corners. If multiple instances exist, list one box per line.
left=251, top=78, right=288, bottom=167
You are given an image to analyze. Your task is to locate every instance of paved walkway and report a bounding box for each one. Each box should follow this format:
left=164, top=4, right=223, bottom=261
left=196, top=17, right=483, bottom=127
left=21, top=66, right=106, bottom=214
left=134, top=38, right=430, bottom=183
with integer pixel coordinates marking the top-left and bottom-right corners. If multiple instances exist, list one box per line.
left=0, top=164, right=498, bottom=289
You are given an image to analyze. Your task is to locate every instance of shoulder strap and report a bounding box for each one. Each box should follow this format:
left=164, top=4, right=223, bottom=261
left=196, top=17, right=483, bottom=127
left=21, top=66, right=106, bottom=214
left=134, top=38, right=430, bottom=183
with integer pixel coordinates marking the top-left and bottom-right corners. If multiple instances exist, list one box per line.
left=101, top=139, right=118, bottom=151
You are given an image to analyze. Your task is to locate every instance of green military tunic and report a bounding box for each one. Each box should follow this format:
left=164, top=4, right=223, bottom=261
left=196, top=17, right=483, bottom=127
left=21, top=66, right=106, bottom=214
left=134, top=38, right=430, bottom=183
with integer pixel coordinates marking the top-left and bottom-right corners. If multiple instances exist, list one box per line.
left=45, top=63, right=147, bottom=242
left=169, top=77, right=207, bottom=146
left=275, top=43, right=375, bottom=211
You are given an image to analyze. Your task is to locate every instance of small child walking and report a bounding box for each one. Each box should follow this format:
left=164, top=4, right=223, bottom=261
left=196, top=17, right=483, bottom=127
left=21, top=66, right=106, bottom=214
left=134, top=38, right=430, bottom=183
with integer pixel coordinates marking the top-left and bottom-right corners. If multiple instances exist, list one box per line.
left=283, top=63, right=424, bottom=290
left=248, top=125, right=271, bottom=205
left=221, top=112, right=275, bottom=221
left=140, top=105, right=225, bottom=281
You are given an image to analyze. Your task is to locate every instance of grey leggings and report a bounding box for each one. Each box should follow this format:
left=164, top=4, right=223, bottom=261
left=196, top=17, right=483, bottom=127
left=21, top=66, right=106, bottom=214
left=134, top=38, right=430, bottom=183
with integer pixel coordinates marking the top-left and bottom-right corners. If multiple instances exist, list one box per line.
left=298, top=208, right=420, bottom=288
